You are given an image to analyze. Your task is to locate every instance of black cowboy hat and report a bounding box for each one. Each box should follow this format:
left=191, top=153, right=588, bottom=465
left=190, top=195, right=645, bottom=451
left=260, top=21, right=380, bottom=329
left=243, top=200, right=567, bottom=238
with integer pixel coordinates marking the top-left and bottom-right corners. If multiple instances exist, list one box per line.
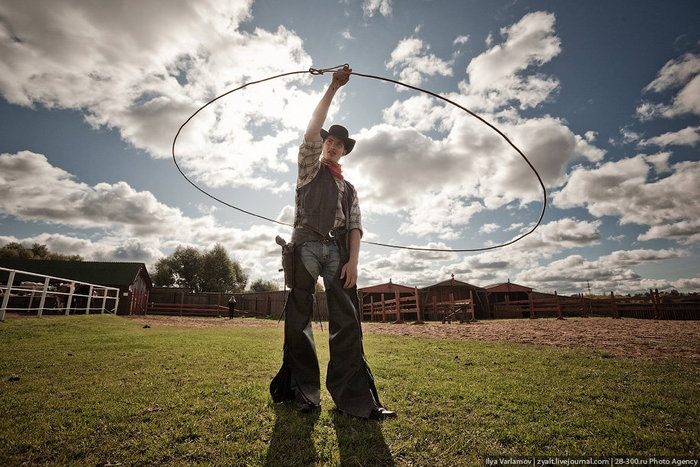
left=320, top=124, right=356, bottom=155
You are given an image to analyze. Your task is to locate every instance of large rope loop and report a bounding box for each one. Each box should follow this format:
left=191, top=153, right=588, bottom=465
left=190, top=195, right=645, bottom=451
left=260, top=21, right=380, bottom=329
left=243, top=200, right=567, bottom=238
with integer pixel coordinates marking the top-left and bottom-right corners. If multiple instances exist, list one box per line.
left=172, top=64, right=547, bottom=252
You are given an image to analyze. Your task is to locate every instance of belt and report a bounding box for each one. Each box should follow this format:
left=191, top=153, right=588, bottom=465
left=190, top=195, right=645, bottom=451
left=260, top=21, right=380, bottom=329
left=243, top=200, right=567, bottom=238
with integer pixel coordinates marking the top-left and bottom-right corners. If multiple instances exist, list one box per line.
left=300, top=225, right=347, bottom=242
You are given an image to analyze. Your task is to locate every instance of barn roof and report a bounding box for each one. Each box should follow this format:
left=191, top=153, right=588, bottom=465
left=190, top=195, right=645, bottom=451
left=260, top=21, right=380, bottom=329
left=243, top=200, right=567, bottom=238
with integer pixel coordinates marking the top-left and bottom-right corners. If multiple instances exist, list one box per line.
left=420, top=277, right=486, bottom=291
left=485, top=282, right=532, bottom=293
left=0, top=259, right=151, bottom=288
left=359, top=281, right=415, bottom=294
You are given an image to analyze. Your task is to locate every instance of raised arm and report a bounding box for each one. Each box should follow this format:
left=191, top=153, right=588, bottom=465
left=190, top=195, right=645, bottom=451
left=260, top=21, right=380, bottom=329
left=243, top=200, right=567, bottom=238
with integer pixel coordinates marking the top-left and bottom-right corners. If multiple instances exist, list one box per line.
left=304, top=66, right=352, bottom=142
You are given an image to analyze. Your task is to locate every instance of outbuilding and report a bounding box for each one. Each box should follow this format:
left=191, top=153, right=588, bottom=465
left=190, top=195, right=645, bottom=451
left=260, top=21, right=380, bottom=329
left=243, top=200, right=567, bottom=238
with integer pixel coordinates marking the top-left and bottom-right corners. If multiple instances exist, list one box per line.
left=419, top=275, right=490, bottom=320
left=358, top=279, right=419, bottom=321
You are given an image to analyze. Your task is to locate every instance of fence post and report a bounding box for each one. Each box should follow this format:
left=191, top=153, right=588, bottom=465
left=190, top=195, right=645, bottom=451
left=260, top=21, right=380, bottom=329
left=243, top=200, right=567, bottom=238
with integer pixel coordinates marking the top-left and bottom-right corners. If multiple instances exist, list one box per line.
left=579, top=293, right=588, bottom=318
left=610, top=291, right=620, bottom=319
left=393, top=290, right=403, bottom=324
left=1, top=270, right=15, bottom=321
left=369, top=295, right=374, bottom=321
left=65, top=282, right=75, bottom=315
left=179, top=292, right=184, bottom=316
left=555, top=291, right=563, bottom=320
left=37, top=277, right=51, bottom=318
left=86, top=285, right=94, bottom=314
left=529, top=292, right=536, bottom=319
left=381, top=293, right=387, bottom=322
left=469, top=289, right=477, bottom=322
left=414, top=287, right=424, bottom=324
left=432, top=296, right=437, bottom=321
left=100, top=288, right=107, bottom=314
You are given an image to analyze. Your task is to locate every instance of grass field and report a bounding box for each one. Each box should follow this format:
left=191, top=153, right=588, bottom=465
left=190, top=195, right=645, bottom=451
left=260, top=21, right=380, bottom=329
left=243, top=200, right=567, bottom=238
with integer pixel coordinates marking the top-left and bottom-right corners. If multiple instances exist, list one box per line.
left=1, top=314, right=698, bottom=466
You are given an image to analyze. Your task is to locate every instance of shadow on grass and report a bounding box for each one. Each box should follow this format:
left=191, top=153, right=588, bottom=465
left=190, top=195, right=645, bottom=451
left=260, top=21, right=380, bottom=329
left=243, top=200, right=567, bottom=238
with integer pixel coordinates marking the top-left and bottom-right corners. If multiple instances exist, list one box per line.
left=331, top=409, right=394, bottom=466
left=264, top=403, right=320, bottom=467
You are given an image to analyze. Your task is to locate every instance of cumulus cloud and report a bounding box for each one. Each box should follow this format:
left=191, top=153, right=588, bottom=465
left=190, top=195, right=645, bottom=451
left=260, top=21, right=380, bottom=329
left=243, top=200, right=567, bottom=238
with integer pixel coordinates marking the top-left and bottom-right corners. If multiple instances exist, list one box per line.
left=511, top=217, right=601, bottom=252
left=638, top=125, right=700, bottom=147
left=462, top=11, right=561, bottom=110
left=0, top=151, right=288, bottom=281
left=347, top=12, right=604, bottom=245
left=0, top=0, right=320, bottom=192
left=513, top=248, right=688, bottom=294
left=386, top=36, right=454, bottom=87
left=637, top=52, right=700, bottom=120
left=362, top=0, right=392, bottom=17
left=553, top=157, right=700, bottom=239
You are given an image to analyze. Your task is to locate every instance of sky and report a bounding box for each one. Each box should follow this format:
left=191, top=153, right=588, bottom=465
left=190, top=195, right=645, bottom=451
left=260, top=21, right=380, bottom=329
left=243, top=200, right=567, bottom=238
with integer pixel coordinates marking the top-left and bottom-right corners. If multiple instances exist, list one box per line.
left=1, top=0, right=699, bottom=295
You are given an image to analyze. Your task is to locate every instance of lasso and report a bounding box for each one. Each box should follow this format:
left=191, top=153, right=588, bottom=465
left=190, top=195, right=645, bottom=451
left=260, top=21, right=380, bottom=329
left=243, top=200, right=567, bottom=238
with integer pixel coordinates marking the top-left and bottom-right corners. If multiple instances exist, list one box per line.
left=172, top=64, right=546, bottom=252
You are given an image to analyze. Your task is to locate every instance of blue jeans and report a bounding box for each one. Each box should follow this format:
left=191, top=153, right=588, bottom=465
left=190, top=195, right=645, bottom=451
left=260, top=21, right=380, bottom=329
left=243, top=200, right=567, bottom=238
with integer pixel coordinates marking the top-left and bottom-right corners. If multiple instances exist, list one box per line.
left=272, top=240, right=381, bottom=418
left=298, top=241, right=341, bottom=289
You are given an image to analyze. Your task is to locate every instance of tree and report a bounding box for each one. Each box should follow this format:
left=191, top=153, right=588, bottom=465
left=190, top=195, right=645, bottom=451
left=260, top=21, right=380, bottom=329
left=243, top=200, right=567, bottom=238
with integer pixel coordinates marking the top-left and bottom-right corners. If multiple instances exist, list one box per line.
left=0, top=242, right=83, bottom=261
left=153, top=244, right=247, bottom=293
left=249, top=279, right=279, bottom=292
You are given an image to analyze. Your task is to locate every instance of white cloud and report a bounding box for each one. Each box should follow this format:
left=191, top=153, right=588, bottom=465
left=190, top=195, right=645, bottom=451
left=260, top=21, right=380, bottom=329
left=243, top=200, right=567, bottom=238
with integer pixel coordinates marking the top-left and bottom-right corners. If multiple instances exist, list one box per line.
left=386, top=37, right=454, bottom=86
left=637, top=221, right=700, bottom=244
left=479, top=223, right=500, bottom=234
left=643, top=152, right=672, bottom=174
left=453, top=35, right=470, bottom=46
left=513, top=248, right=688, bottom=294
left=506, top=218, right=601, bottom=254
left=362, top=0, right=392, bottom=17
left=553, top=157, right=700, bottom=238
left=638, top=125, right=700, bottom=147
left=0, top=151, right=288, bottom=282
left=462, top=11, right=561, bottom=110
left=643, top=52, right=700, bottom=93
left=0, top=0, right=319, bottom=192
left=637, top=52, right=700, bottom=120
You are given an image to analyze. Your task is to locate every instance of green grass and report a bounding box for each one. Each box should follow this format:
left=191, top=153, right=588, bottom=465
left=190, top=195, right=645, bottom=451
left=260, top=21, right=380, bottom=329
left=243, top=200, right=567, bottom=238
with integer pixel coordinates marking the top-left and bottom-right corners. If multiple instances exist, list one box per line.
left=1, top=315, right=698, bottom=466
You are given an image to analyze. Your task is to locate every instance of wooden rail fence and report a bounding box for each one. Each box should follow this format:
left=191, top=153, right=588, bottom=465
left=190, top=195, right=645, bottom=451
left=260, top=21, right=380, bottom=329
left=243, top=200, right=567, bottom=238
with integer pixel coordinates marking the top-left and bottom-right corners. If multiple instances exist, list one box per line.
left=360, top=287, right=423, bottom=323
left=492, top=289, right=699, bottom=320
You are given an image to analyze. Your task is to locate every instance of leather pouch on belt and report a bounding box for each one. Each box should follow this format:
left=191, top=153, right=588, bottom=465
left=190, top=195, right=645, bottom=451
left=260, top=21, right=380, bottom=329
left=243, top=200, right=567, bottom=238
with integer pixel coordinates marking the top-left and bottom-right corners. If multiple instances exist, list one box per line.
left=275, top=235, right=295, bottom=288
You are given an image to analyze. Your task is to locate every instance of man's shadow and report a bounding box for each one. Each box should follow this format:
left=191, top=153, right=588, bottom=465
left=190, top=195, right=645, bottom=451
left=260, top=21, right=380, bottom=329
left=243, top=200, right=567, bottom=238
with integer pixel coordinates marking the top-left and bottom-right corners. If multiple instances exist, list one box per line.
left=331, top=409, right=395, bottom=466
left=264, top=403, right=320, bottom=467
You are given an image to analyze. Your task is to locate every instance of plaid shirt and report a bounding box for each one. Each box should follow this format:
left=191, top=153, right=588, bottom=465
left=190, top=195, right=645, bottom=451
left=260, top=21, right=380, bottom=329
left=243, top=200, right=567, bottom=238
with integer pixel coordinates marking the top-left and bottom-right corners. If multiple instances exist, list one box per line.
left=297, top=139, right=362, bottom=234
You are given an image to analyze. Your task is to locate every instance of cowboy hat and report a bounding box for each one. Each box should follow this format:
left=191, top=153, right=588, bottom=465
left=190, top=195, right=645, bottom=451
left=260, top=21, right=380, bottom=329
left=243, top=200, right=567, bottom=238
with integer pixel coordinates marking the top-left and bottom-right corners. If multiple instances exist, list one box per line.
left=320, top=124, right=355, bottom=155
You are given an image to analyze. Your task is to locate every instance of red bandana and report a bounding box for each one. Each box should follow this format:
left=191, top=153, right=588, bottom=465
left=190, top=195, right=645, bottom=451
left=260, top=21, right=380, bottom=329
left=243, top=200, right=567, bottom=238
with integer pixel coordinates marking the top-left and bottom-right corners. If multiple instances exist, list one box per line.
left=321, top=157, right=343, bottom=179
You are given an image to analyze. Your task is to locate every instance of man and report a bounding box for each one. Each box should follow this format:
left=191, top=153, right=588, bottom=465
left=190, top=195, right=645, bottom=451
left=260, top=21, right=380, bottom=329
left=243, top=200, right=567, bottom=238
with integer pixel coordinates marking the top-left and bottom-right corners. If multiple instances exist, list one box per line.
left=270, top=66, right=396, bottom=420
left=228, top=295, right=236, bottom=319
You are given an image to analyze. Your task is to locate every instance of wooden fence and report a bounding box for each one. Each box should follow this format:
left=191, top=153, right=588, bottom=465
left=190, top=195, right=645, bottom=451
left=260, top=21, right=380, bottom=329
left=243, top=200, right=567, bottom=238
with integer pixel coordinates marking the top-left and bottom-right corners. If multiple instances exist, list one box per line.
left=1, top=266, right=120, bottom=320
left=143, top=287, right=698, bottom=322
left=360, top=287, right=480, bottom=324
left=360, top=287, right=423, bottom=323
left=492, top=289, right=699, bottom=320
left=145, top=289, right=329, bottom=321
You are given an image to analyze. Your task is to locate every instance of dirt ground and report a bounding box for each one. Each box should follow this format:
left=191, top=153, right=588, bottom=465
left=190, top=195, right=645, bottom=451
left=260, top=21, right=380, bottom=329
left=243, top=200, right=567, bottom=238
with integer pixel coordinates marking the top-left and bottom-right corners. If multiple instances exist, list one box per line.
left=123, top=314, right=700, bottom=362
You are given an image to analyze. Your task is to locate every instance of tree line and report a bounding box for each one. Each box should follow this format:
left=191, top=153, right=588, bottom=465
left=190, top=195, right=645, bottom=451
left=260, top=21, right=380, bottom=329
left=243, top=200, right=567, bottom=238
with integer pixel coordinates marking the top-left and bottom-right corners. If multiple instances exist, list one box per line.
left=152, top=244, right=278, bottom=293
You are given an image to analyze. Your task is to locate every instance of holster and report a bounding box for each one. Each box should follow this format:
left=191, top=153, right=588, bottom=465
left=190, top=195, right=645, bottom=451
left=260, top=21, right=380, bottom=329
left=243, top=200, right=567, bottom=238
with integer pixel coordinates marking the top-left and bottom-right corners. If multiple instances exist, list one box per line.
left=276, top=235, right=296, bottom=289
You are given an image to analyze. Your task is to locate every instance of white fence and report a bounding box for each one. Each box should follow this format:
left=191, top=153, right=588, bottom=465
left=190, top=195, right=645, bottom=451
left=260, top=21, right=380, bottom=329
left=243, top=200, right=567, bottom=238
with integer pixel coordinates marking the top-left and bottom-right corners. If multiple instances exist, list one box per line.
left=0, top=266, right=120, bottom=320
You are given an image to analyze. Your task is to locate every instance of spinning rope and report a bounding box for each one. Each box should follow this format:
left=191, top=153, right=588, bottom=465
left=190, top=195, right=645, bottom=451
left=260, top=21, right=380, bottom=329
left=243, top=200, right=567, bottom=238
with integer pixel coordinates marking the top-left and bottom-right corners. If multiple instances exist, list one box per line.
left=172, top=64, right=546, bottom=252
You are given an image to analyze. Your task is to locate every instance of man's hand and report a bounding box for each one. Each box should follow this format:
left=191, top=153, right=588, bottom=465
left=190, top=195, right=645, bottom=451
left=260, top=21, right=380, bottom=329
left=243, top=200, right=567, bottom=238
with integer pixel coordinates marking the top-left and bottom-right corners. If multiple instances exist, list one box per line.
left=340, top=259, right=358, bottom=289
left=332, top=66, right=352, bottom=89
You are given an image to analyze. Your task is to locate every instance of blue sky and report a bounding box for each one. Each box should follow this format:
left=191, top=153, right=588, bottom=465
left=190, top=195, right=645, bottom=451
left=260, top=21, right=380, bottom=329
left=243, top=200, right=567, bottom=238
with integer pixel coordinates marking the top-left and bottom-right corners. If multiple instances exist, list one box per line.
left=1, top=0, right=699, bottom=294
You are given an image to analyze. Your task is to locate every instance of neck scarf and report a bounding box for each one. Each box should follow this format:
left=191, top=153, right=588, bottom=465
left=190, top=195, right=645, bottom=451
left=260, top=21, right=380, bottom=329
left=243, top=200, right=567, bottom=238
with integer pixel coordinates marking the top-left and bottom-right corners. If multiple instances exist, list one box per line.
left=321, top=157, right=343, bottom=179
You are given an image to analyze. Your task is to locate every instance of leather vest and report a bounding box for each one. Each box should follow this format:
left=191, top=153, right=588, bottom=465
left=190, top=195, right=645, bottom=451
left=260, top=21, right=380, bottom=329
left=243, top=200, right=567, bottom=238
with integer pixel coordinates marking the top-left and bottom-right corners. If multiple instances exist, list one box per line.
left=292, top=164, right=355, bottom=244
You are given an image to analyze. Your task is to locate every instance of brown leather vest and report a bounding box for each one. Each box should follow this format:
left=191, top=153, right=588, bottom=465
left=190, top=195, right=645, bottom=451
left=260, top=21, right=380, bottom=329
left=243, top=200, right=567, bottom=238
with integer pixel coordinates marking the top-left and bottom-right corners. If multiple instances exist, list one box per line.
left=291, top=165, right=355, bottom=244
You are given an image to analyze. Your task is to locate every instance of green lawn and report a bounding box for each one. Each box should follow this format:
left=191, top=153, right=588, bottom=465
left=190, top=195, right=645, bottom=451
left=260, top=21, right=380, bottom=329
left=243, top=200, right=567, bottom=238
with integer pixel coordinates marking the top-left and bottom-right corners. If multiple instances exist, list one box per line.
left=1, top=315, right=698, bottom=466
